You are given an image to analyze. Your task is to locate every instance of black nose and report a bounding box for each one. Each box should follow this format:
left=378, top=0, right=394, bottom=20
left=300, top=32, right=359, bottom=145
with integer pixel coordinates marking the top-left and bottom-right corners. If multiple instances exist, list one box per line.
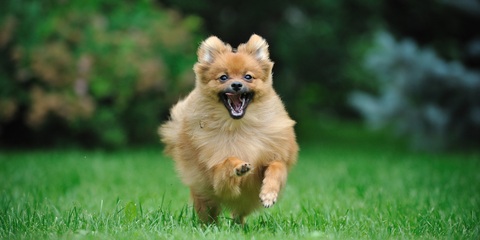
left=231, top=82, right=243, bottom=92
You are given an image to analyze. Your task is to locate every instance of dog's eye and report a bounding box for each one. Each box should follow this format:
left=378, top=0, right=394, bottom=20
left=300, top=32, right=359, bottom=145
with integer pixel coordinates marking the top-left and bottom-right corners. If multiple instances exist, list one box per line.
left=244, top=74, right=253, bottom=81
left=219, top=75, right=229, bottom=82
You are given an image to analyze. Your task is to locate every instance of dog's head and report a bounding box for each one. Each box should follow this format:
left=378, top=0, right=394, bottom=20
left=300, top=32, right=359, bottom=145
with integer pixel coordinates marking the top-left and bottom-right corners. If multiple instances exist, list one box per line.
left=193, top=34, right=274, bottom=119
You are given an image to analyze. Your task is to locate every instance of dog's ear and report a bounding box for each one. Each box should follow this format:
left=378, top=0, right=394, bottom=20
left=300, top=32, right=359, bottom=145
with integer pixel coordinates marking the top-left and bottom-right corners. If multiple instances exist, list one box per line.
left=239, top=34, right=270, bottom=61
left=197, top=36, right=230, bottom=64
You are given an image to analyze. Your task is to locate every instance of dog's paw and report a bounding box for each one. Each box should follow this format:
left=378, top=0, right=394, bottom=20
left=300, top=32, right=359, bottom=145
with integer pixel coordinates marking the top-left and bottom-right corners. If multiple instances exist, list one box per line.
left=259, top=191, right=278, bottom=208
left=234, top=163, right=252, bottom=177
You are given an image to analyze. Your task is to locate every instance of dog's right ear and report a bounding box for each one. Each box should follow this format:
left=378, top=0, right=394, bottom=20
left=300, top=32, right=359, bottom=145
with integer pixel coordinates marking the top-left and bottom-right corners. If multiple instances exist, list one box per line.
left=197, top=36, right=230, bottom=64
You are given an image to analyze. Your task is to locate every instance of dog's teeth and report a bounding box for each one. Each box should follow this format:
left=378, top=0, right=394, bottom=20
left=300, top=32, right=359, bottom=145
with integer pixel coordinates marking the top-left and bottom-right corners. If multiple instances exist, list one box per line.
left=227, top=98, right=235, bottom=110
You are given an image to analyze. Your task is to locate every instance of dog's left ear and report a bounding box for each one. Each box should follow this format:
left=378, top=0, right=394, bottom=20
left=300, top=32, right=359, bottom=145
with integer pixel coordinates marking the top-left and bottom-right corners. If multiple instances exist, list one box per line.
left=240, top=34, right=270, bottom=61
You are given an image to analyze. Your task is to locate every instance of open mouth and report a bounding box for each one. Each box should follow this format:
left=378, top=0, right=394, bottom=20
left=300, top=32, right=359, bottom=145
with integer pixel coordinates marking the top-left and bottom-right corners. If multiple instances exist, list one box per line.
left=220, top=92, right=254, bottom=119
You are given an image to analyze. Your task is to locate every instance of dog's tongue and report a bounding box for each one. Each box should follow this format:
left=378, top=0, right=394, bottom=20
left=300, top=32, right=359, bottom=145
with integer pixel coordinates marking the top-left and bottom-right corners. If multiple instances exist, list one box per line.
left=226, top=93, right=242, bottom=112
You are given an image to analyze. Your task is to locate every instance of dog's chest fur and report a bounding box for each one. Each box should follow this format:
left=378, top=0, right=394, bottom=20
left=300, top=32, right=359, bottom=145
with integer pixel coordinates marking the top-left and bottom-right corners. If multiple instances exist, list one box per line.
left=187, top=112, right=275, bottom=170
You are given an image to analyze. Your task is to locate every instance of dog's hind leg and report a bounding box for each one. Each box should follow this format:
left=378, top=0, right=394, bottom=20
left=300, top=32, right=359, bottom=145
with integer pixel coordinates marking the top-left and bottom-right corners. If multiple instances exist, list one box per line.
left=259, top=161, right=287, bottom=208
left=191, top=190, right=219, bottom=224
left=231, top=212, right=245, bottom=226
left=213, top=157, right=252, bottom=198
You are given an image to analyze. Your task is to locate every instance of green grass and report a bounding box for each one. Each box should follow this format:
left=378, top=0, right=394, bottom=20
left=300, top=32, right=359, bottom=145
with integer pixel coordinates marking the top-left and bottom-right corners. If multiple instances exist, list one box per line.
left=1, top=121, right=479, bottom=239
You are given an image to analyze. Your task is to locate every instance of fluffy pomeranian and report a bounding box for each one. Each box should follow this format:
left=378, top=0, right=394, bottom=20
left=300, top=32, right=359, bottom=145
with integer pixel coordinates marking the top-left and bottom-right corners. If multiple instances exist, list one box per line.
left=159, top=34, right=298, bottom=224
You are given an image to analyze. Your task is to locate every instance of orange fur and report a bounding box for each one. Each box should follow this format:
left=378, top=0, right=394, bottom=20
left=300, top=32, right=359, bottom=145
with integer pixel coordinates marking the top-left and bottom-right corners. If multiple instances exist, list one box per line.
left=159, top=34, right=298, bottom=225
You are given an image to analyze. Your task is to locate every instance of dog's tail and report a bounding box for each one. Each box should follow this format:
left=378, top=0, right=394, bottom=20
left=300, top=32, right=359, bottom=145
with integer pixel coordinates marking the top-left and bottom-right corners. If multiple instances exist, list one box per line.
left=158, top=98, right=187, bottom=156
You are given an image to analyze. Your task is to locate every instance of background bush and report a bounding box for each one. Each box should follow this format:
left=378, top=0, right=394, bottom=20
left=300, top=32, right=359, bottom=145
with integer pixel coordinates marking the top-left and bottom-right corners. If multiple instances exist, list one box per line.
left=1, top=0, right=479, bottom=149
left=0, top=0, right=203, bottom=148
left=350, top=31, right=480, bottom=150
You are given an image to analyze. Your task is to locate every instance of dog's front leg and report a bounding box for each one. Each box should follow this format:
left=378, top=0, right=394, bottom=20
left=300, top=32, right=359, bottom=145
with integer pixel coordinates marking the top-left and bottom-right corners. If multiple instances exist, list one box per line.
left=260, top=161, right=287, bottom=208
left=213, top=157, right=252, bottom=198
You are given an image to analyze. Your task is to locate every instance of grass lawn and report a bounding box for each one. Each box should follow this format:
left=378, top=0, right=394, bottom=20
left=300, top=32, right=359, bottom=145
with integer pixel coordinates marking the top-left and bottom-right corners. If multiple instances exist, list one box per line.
left=1, top=121, right=479, bottom=239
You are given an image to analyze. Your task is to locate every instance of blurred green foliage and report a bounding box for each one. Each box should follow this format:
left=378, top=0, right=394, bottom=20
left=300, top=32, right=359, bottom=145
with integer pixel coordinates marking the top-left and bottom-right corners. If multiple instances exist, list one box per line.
left=1, top=0, right=478, bottom=148
left=0, top=0, right=203, bottom=148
